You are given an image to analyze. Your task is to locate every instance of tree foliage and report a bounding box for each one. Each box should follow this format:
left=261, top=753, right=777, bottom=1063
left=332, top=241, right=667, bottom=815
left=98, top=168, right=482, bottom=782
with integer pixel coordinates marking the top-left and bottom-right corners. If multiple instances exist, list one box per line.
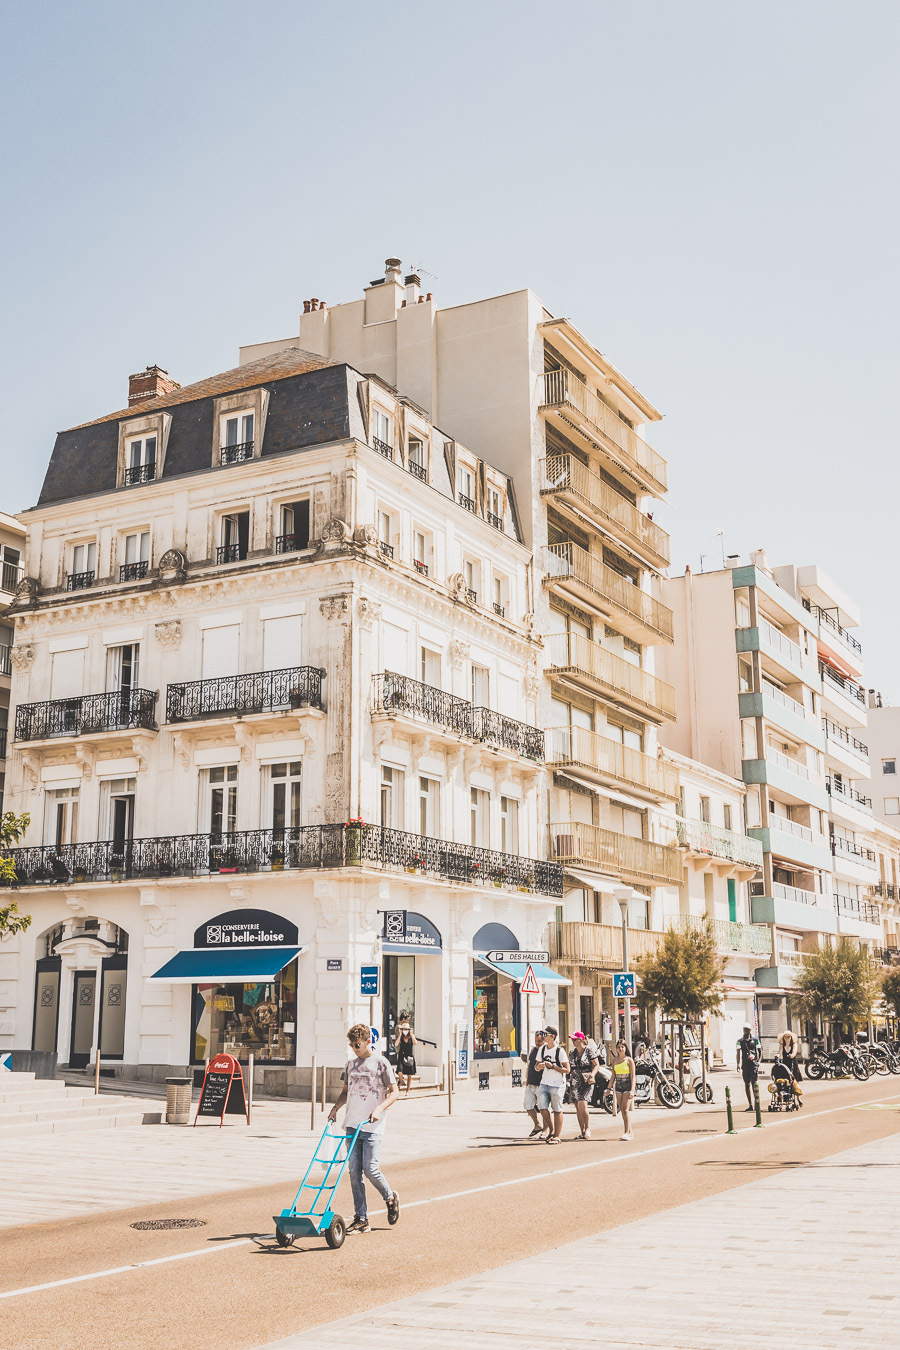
left=633, top=920, right=726, bottom=1020
left=792, top=939, right=879, bottom=1035
left=879, top=967, right=900, bottom=1021
left=0, top=812, right=31, bottom=939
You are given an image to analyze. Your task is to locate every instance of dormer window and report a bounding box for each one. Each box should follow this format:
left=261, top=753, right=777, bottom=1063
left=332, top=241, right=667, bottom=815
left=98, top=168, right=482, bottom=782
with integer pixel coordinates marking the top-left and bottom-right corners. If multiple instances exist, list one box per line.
left=220, top=412, right=255, bottom=464
left=487, top=486, right=504, bottom=531
left=124, top=436, right=156, bottom=485
left=373, top=409, right=392, bottom=459
left=408, top=438, right=426, bottom=481
left=458, top=467, right=475, bottom=512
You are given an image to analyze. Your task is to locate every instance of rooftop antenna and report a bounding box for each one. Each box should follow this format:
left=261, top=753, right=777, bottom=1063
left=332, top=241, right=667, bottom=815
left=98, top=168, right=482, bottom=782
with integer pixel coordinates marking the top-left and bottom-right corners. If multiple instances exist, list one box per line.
left=410, top=260, right=439, bottom=281
left=714, top=527, right=725, bottom=567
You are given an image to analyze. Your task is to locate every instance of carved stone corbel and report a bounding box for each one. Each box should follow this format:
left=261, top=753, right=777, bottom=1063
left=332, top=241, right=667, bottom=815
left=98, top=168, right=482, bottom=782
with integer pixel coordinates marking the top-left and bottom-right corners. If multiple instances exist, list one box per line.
left=320, top=594, right=351, bottom=623
left=315, top=519, right=352, bottom=556
left=139, top=887, right=169, bottom=936
left=449, top=637, right=469, bottom=670
left=447, top=573, right=468, bottom=604
left=10, top=578, right=41, bottom=610
left=64, top=892, right=88, bottom=917
left=172, top=733, right=191, bottom=769
left=314, top=881, right=341, bottom=929
left=10, top=642, right=35, bottom=671
left=357, top=596, right=382, bottom=629
left=233, top=723, right=252, bottom=762
left=155, top=619, right=183, bottom=649
left=75, top=744, right=95, bottom=780
left=20, top=754, right=40, bottom=791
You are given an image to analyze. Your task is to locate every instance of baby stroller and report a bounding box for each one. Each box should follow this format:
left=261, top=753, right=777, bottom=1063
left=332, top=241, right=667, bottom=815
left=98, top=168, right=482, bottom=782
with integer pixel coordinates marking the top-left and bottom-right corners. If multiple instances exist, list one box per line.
left=767, top=1057, right=803, bottom=1112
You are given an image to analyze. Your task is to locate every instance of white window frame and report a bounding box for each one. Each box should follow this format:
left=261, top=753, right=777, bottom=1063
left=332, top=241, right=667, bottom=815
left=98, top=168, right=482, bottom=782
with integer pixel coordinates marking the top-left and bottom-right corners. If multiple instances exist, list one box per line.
left=418, top=775, right=440, bottom=837
left=269, top=760, right=303, bottom=832
left=420, top=645, right=441, bottom=688
left=219, top=409, right=255, bottom=458
left=206, top=765, right=238, bottom=838
left=46, top=786, right=79, bottom=847
left=470, top=787, right=490, bottom=848
left=500, top=796, right=519, bottom=855
left=458, top=467, right=475, bottom=503
left=380, top=764, right=405, bottom=830
left=70, top=540, right=97, bottom=579
left=373, top=408, right=392, bottom=450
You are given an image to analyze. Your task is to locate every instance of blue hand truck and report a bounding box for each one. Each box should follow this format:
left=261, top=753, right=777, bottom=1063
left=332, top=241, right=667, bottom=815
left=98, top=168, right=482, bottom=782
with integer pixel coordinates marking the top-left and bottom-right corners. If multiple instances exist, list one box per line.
left=272, top=1121, right=362, bottom=1250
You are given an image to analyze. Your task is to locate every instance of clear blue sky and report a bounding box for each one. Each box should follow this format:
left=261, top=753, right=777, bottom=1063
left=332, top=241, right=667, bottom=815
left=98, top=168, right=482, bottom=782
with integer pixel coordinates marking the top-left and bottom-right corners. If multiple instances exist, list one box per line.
left=2, top=2, right=897, bottom=698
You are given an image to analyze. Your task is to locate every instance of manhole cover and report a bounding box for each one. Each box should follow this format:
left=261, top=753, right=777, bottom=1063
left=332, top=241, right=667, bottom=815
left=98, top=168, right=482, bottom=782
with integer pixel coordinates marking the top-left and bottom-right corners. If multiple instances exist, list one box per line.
left=130, top=1219, right=207, bottom=1231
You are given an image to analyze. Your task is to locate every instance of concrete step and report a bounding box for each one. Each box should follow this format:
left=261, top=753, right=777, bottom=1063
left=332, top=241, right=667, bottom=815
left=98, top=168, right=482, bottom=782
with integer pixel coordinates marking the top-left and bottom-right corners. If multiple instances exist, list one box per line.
left=0, top=1095, right=162, bottom=1122
left=0, top=1094, right=89, bottom=1116
left=0, top=1109, right=161, bottom=1139
left=0, top=1071, right=36, bottom=1083
left=0, top=1084, right=94, bottom=1105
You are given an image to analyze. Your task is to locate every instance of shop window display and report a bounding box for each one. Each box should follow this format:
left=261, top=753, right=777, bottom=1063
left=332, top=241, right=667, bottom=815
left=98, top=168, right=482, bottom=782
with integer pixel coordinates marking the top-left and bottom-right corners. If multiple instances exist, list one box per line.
left=193, top=962, right=297, bottom=1064
left=473, top=961, right=517, bottom=1057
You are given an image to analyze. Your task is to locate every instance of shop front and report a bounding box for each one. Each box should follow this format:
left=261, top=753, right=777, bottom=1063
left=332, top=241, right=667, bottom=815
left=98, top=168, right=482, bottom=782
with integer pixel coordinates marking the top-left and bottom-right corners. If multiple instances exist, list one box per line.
left=150, top=908, right=306, bottom=1066
left=472, top=923, right=571, bottom=1059
left=380, top=910, right=442, bottom=1052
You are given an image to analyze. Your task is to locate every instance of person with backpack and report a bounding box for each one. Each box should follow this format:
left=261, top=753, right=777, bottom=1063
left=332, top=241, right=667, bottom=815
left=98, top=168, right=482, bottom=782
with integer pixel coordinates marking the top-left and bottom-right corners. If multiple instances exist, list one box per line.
left=737, top=1023, right=762, bottom=1110
left=520, top=1028, right=546, bottom=1138
left=536, top=1025, right=569, bottom=1144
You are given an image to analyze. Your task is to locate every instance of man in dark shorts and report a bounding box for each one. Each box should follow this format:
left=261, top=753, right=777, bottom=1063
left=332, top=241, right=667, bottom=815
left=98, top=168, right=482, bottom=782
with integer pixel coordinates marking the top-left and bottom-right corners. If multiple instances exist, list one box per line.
left=568, top=1031, right=599, bottom=1139
left=737, top=1022, right=762, bottom=1110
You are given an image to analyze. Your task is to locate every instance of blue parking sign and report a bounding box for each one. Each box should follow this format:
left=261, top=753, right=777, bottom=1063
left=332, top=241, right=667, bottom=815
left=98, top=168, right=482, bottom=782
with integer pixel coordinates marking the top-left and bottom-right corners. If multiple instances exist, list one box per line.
left=613, top=972, right=636, bottom=998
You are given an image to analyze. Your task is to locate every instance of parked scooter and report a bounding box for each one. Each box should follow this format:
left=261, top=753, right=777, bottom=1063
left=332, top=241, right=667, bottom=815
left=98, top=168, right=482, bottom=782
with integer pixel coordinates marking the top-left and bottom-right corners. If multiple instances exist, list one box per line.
left=685, top=1047, right=714, bottom=1103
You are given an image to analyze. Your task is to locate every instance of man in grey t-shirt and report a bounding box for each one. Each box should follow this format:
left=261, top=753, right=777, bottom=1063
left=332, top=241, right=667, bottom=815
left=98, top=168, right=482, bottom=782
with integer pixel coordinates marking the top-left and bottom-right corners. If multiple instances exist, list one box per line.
left=329, top=1023, right=401, bottom=1233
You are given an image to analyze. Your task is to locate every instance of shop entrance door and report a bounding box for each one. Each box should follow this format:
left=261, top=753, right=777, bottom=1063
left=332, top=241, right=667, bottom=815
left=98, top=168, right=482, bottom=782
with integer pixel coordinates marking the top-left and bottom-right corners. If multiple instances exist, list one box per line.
left=32, top=957, right=61, bottom=1054
left=69, top=970, right=97, bottom=1068
left=383, top=956, right=416, bottom=1044
left=579, top=994, right=594, bottom=1040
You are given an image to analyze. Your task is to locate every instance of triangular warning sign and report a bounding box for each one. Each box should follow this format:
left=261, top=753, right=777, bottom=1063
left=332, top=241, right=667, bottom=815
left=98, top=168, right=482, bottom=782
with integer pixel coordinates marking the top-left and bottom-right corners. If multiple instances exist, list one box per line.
left=520, top=963, right=541, bottom=994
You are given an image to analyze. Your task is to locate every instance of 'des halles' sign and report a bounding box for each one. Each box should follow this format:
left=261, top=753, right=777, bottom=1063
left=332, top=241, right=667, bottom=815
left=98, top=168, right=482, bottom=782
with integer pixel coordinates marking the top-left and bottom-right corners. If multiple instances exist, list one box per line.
left=194, top=908, right=299, bottom=949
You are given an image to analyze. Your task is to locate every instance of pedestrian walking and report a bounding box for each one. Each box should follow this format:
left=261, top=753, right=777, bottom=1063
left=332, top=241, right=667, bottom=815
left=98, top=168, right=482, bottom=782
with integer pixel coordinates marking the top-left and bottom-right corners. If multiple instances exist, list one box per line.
left=520, top=1029, right=546, bottom=1138
left=611, top=1038, right=636, bottom=1140
left=536, top=1025, right=569, bottom=1144
left=568, top=1031, right=599, bottom=1139
left=778, top=1029, right=802, bottom=1081
left=737, top=1022, right=762, bottom=1110
left=394, top=1015, right=417, bottom=1090
left=328, top=1022, right=401, bottom=1233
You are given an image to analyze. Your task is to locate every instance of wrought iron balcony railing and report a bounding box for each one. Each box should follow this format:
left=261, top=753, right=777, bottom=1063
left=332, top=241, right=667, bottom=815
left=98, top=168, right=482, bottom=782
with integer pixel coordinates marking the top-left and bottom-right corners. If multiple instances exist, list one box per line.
left=544, top=541, right=674, bottom=642
left=675, top=818, right=763, bottom=868
left=487, top=511, right=503, bottom=531
left=371, top=673, right=544, bottom=760
left=873, top=882, right=899, bottom=901
left=834, top=893, right=881, bottom=924
left=1, top=823, right=563, bottom=897
left=119, top=561, right=149, bottom=582
left=124, top=462, right=155, bottom=486
left=414, top=560, right=428, bottom=576
left=826, top=777, right=872, bottom=811
left=822, top=717, right=869, bottom=759
left=458, top=493, right=476, bottom=512
left=545, top=631, right=677, bottom=722
left=66, top=571, right=95, bottom=592
left=472, top=707, right=544, bottom=761
left=372, top=437, right=393, bottom=459
left=166, top=666, right=324, bottom=723
left=830, top=835, right=877, bottom=865
left=819, top=661, right=866, bottom=706
left=1, top=560, right=24, bottom=594
left=220, top=441, right=254, bottom=465
left=274, top=533, right=305, bottom=554
left=540, top=453, right=670, bottom=567
left=15, top=689, right=158, bottom=741
left=379, top=541, right=394, bottom=559
left=407, top=459, right=427, bottom=482
left=539, top=369, right=667, bottom=493
left=216, top=543, right=245, bottom=564
left=466, top=587, right=477, bottom=604
left=492, top=602, right=505, bottom=617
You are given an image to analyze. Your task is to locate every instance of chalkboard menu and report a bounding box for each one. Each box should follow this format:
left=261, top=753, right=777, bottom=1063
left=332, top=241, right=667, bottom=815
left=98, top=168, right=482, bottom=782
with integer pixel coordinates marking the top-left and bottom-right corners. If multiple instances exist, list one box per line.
left=194, top=1053, right=249, bottom=1126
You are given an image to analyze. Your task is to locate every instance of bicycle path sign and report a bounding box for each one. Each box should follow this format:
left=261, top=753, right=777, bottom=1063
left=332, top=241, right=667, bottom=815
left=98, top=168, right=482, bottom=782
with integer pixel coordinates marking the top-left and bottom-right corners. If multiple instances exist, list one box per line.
left=613, top=972, right=636, bottom=998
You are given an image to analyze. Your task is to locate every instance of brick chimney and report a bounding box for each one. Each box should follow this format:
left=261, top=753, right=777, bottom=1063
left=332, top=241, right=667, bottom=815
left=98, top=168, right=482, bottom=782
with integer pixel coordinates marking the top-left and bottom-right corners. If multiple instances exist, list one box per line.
left=128, top=364, right=180, bottom=407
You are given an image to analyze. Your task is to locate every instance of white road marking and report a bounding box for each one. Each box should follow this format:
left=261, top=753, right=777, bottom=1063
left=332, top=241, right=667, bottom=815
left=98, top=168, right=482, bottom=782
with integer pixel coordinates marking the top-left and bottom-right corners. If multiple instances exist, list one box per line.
left=2, top=1088, right=897, bottom=1302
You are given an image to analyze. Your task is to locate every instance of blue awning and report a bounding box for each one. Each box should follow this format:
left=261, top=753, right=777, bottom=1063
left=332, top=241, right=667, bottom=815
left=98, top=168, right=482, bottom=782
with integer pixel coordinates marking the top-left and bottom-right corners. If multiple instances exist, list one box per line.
left=150, top=945, right=305, bottom=984
left=475, top=955, right=572, bottom=987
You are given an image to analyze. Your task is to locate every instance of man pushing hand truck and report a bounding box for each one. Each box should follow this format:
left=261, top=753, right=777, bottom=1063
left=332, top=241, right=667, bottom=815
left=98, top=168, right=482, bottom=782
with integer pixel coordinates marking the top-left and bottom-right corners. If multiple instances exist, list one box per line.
left=328, top=1022, right=401, bottom=1234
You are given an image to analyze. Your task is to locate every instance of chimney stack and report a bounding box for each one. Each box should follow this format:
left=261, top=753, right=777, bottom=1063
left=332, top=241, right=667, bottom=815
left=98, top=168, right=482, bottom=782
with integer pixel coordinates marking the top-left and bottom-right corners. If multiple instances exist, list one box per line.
left=128, top=365, right=180, bottom=407
left=405, top=272, right=421, bottom=306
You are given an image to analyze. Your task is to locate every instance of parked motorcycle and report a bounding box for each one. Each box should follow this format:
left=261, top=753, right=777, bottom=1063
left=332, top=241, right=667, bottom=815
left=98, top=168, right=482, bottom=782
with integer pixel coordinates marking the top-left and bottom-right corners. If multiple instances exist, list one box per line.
left=806, top=1044, right=869, bottom=1081
left=597, top=1053, right=684, bottom=1112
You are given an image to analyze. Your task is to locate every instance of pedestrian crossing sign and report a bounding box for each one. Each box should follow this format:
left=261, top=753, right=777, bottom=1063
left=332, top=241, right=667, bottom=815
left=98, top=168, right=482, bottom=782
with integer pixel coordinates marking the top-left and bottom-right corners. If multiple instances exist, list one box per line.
left=520, top=964, right=541, bottom=994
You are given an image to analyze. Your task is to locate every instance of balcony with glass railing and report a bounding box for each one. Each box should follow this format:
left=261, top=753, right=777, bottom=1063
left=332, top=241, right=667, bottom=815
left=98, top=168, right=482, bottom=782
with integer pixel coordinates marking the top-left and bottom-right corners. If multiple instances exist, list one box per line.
left=772, top=880, right=824, bottom=907
left=547, top=725, right=678, bottom=799
left=545, top=632, right=676, bottom=723
left=539, top=454, right=670, bottom=568
left=675, top=818, right=763, bottom=869
left=549, top=821, right=683, bottom=886
left=539, top=370, right=667, bottom=494
left=544, top=542, right=674, bottom=644
left=766, top=746, right=811, bottom=780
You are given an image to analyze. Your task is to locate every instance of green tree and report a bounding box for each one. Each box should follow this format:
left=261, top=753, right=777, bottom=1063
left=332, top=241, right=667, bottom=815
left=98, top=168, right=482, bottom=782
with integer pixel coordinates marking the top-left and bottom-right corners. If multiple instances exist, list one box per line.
left=879, top=967, right=900, bottom=1022
left=0, top=811, right=31, bottom=939
left=633, top=920, right=726, bottom=1020
left=792, top=939, right=879, bottom=1039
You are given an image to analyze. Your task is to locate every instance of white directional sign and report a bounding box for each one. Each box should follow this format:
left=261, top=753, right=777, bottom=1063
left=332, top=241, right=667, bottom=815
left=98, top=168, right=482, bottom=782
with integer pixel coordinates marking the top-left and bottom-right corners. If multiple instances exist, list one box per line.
left=485, top=950, right=549, bottom=964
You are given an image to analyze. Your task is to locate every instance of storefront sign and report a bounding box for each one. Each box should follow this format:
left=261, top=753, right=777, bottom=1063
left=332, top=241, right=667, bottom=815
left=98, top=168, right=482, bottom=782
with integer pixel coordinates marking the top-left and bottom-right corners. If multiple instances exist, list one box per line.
left=194, top=908, right=299, bottom=949
left=326, top=959, right=343, bottom=972
left=382, top=911, right=442, bottom=951
left=485, top=949, right=549, bottom=964
left=194, top=1053, right=249, bottom=1127
left=383, top=910, right=407, bottom=941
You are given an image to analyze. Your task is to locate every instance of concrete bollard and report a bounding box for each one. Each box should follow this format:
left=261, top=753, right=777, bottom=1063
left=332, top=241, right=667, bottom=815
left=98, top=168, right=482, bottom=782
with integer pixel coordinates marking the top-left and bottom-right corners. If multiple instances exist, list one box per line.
left=725, top=1085, right=736, bottom=1134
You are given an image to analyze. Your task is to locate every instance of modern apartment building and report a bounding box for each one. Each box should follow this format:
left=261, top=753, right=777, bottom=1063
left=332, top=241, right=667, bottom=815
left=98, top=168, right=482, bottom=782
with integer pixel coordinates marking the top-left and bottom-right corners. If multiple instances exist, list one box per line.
left=0, top=351, right=568, bottom=1082
left=0, top=511, right=26, bottom=808
left=243, top=261, right=684, bottom=1044
left=658, top=553, right=881, bottom=1050
left=865, top=695, right=900, bottom=822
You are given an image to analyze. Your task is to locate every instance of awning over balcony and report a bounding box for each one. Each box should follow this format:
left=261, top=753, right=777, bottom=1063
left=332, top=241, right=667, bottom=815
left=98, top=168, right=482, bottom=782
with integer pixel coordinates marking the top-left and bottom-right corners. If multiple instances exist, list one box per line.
left=476, top=954, right=572, bottom=987
left=150, top=945, right=306, bottom=984
left=565, top=867, right=620, bottom=894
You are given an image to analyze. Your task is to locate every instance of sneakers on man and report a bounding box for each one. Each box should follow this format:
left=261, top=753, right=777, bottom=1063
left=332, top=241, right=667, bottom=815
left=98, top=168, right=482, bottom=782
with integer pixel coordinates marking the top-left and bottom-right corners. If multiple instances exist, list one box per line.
left=345, top=1216, right=371, bottom=1234
left=387, top=1192, right=400, bottom=1225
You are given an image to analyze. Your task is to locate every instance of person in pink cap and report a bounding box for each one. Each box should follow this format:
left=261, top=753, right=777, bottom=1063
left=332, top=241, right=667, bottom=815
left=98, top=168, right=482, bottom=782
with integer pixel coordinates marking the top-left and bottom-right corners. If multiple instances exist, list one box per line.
left=567, top=1031, right=600, bottom=1139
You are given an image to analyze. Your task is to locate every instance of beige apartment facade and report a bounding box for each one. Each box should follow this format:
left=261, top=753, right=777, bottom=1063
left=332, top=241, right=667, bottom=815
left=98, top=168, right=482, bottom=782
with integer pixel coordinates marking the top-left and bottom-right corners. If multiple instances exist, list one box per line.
left=0, top=511, right=25, bottom=809
left=243, top=262, right=684, bottom=1045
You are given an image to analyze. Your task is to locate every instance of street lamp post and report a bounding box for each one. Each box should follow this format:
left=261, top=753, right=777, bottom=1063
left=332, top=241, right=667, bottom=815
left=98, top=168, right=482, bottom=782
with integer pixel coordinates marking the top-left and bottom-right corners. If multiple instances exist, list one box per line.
left=614, top=887, right=634, bottom=1052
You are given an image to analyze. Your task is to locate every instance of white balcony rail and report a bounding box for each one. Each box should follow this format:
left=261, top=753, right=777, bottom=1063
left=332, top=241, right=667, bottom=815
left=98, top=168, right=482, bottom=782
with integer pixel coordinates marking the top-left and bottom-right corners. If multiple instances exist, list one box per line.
left=767, top=747, right=811, bottom=781
left=547, top=725, right=679, bottom=798
left=540, top=454, right=670, bottom=565
left=675, top=818, right=763, bottom=868
left=544, top=541, right=675, bottom=642
left=539, top=369, right=667, bottom=491
left=772, top=880, right=824, bottom=908
left=545, top=632, right=677, bottom=721
left=676, top=914, right=773, bottom=955
left=759, top=617, right=804, bottom=669
left=761, top=677, right=807, bottom=721
left=767, top=815, right=814, bottom=843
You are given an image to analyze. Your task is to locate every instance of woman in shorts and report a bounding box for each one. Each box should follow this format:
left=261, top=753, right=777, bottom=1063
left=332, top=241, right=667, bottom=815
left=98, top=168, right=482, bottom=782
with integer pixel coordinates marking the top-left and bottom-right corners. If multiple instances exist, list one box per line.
left=611, top=1038, right=636, bottom=1141
left=567, top=1031, right=599, bottom=1139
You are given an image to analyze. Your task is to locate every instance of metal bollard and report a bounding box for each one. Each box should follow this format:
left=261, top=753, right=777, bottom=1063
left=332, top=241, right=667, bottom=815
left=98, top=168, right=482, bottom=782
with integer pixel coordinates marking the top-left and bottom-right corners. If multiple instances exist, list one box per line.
left=753, top=1078, right=763, bottom=1127
left=310, top=1055, right=317, bottom=1131
left=725, top=1085, right=736, bottom=1134
left=447, top=1051, right=453, bottom=1116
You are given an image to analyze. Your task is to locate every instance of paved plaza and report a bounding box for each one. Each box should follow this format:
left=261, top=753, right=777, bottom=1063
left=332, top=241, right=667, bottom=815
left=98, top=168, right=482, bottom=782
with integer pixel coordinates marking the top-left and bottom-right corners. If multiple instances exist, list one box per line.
left=263, top=1125, right=900, bottom=1350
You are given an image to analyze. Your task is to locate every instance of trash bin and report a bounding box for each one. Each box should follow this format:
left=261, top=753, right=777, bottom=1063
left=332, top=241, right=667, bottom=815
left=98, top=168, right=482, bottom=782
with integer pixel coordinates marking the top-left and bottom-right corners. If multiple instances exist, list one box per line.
left=165, top=1076, right=192, bottom=1125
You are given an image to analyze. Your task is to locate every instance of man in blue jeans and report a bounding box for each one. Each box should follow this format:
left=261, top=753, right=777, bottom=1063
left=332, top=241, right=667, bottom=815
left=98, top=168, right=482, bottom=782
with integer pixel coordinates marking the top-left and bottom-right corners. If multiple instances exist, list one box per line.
left=328, top=1022, right=401, bottom=1233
